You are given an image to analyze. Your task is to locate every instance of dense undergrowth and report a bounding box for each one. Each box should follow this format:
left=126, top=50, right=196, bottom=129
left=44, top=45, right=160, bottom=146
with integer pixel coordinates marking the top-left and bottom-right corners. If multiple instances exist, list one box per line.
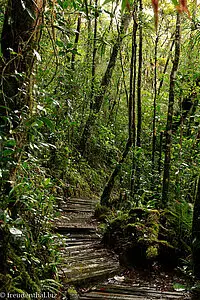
left=0, top=116, right=104, bottom=295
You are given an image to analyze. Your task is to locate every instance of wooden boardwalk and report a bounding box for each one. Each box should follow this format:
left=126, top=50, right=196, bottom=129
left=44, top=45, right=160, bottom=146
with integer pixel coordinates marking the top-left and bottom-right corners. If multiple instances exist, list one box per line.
left=55, top=198, right=120, bottom=285
left=55, top=198, right=190, bottom=299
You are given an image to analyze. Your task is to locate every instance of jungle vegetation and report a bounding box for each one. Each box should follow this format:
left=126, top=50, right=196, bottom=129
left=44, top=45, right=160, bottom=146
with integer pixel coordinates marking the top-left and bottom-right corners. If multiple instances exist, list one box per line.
left=0, top=0, right=200, bottom=296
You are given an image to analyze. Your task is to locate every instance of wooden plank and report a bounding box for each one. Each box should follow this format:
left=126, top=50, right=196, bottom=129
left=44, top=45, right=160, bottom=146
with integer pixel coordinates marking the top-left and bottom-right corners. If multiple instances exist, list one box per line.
left=60, top=266, right=120, bottom=284
left=96, top=284, right=184, bottom=297
left=79, top=290, right=184, bottom=300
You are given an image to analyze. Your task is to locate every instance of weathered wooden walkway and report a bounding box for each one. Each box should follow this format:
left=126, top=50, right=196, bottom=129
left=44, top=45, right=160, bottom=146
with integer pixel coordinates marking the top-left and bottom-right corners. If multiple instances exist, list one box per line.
left=55, top=198, right=190, bottom=299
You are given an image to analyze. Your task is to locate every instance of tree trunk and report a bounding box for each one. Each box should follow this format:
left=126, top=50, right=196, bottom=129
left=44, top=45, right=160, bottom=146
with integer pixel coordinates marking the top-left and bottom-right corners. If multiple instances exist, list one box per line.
left=152, top=35, right=158, bottom=169
left=90, top=0, right=98, bottom=108
left=0, top=0, right=44, bottom=275
left=157, top=38, right=175, bottom=96
left=78, top=13, right=131, bottom=156
left=101, top=12, right=137, bottom=206
left=134, top=0, right=143, bottom=196
left=128, top=13, right=138, bottom=144
left=136, top=0, right=143, bottom=148
left=158, top=131, right=163, bottom=174
left=0, top=0, right=43, bottom=126
left=0, top=0, right=44, bottom=194
left=130, top=11, right=138, bottom=195
left=101, top=139, right=132, bottom=206
left=162, top=13, right=181, bottom=206
left=71, top=13, right=82, bottom=69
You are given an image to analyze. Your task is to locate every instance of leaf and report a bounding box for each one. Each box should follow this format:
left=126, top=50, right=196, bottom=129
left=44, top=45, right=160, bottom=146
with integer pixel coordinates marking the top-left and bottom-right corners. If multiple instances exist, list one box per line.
left=2, top=149, right=14, bottom=156
left=5, top=139, right=16, bottom=147
left=31, top=119, right=44, bottom=128
left=43, top=178, right=51, bottom=186
left=41, top=117, right=55, bottom=131
left=103, top=0, right=113, bottom=5
left=0, top=105, right=11, bottom=111
left=9, top=227, right=23, bottom=236
left=26, top=8, right=36, bottom=20
left=170, top=0, right=179, bottom=6
left=57, top=0, right=69, bottom=9
left=9, top=183, right=27, bottom=196
left=37, top=104, right=46, bottom=113
left=33, top=49, right=41, bottom=62
left=173, top=282, right=186, bottom=291
left=56, top=39, right=65, bottom=48
left=20, top=0, right=26, bottom=10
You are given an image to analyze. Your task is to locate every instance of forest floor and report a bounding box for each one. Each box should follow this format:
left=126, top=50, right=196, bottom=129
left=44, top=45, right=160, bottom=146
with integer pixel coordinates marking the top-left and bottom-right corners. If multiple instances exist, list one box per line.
left=55, top=197, right=191, bottom=300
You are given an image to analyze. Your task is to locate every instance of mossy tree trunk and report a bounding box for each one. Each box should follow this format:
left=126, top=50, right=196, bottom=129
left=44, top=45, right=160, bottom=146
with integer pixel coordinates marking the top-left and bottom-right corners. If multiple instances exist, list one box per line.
left=0, top=0, right=44, bottom=191
left=0, top=0, right=43, bottom=114
left=0, top=0, right=44, bottom=273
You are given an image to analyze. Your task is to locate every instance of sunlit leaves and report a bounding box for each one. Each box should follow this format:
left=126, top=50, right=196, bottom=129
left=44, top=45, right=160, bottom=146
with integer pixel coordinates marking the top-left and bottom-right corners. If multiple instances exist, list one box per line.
left=33, top=49, right=41, bottom=62
left=26, top=116, right=55, bottom=131
left=57, top=0, right=82, bottom=10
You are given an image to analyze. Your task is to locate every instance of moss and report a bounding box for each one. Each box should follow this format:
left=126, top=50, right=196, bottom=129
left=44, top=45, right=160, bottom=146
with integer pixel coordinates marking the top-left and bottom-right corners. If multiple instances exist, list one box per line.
left=146, top=246, right=158, bottom=259
left=67, top=286, right=78, bottom=294
left=67, top=285, right=79, bottom=300
left=103, top=206, right=178, bottom=266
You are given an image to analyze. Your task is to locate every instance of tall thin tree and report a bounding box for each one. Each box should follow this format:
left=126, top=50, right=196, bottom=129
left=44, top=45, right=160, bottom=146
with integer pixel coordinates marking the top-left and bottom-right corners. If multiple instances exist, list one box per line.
left=71, top=12, right=82, bottom=69
left=136, top=0, right=143, bottom=148
left=152, top=34, right=158, bottom=169
left=78, top=13, right=131, bottom=156
left=162, top=13, right=181, bottom=206
left=101, top=10, right=138, bottom=206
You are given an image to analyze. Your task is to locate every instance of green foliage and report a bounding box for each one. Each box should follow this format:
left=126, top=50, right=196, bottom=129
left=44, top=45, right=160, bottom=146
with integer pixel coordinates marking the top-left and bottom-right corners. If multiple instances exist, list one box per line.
left=0, top=145, right=62, bottom=293
left=1, top=0, right=200, bottom=290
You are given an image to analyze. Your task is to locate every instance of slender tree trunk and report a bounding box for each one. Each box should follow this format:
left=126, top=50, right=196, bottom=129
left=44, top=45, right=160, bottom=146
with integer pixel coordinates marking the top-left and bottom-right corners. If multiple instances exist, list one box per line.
left=78, top=13, right=131, bottom=156
left=136, top=0, right=143, bottom=148
left=158, top=131, right=163, bottom=174
left=152, top=35, right=158, bottom=169
left=85, top=0, right=92, bottom=61
left=133, top=0, right=143, bottom=196
left=71, top=13, right=82, bottom=69
left=162, top=13, right=181, bottom=206
left=157, top=37, right=175, bottom=96
left=90, top=0, right=98, bottom=108
left=101, top=139, right=132, bottom=206
left=130, top=12, right=138, bottom=194
left=128, top=14, right=138, bottom=143
left=101, top=12, right=137, bottom=206
left=119, top=49, right=129, bottom=106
